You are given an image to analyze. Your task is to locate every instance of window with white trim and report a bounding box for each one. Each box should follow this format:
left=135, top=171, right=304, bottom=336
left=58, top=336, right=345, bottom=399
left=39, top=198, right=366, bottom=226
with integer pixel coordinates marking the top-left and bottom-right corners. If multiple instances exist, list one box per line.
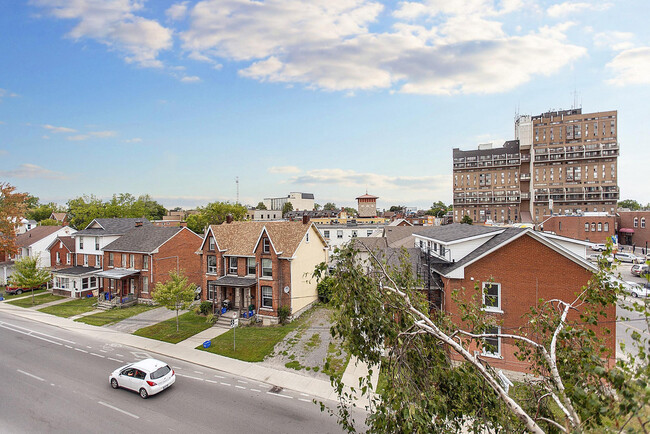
left=56, top=252, right=61, bottom=264
left=229, top=257, right=238, bottom=274
left=634, top=217, right=638, bottom=228
left=79, top=237, right=84, bottom=249
left=121, top=254, right=127, bottom=267
left=337, top=230, right=343, bottom=239
left=66, top=253, right=71, bottom=265
left=247, top=258, right=256, bottom=275
left=130, top=254, right=135, bottom=269
left=597, top=222, right=602, bottom=232
left=263, top=238, right=270, bottom=253
left=642, top=218, right=646, bottom=229
left=604, top=222, right=609, bottom=232
left=208, top=282, right=217, bottom=300
left=207, top=255, right=217, bottom=274
left=261, top=258, right=272, bottom=278
left=96, top=255, right=102, bottom=268
left=83, top=254, right=88, bottom=266
left=585, top=222, right=589, bottom=232
left=209, top=236, right=216, bottom=251
left=142, top=276, right=149, bottom=293
left=483, top=326, right=501, bottom=357
left=482, top=282, right=501, bottom=311
left=142, top=255, right=149, bottom=270
left=109, top=253, right=114, bottom=267
left=95, top=237, right=99, bottom=250
left=323, top=230, right=330, bottom=239
left=261, top=286, right=273, bottom=308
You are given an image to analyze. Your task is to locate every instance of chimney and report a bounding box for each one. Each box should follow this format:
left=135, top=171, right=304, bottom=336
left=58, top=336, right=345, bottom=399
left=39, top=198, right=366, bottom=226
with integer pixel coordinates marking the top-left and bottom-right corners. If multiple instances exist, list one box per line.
left=226, top=214, right=234, bottom=224
left=180, top=221, right=188, bottom=228
left=135, top=220, right=143, bottom=227
left=302, top=215, right=310, bottom=225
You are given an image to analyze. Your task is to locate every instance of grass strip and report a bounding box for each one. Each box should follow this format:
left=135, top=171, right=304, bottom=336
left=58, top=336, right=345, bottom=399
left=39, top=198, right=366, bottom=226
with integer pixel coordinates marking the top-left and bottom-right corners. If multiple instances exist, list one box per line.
left=75, top=304, right=157, bottom=327
left=38, top=297, right=98, bottom=318
left=133, top=311, right=213, bottom=344
left=7, top=293, right=65, bottom=308
left=1, top=288, right=46, bottom=300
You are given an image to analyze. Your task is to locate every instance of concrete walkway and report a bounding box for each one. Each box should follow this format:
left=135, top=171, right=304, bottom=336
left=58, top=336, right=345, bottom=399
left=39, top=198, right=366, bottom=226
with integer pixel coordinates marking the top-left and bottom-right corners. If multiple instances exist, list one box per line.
left=28, top=296, right=72, bottom=310
left=341, top=355, right=380, bottom=407
left=0, top=302, right=352, bottom=406
left=69, top=309, right=103, bottom=321
left=176, top=324, right=230, bottom=349
left=106, top=307, right=186, bottom=333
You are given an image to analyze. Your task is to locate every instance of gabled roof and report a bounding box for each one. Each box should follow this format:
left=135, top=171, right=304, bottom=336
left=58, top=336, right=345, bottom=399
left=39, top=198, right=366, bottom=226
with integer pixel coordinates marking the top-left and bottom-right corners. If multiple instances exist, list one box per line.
left=45, top=236, right=75, bottom=253
left=356, top=193, right=378, bottom=199
left=75, top=218, right=151, bottom=236
left=50, top=212, right=67, bottom=221
left=383, top=226, right=420, bottom=248
left=413, top=223, right=502, bottom=243
left=206, top=221, right=322, bottom=257
left=15, top=226, right=64, bottom=247
left=102, top=226, right=190, bottom=253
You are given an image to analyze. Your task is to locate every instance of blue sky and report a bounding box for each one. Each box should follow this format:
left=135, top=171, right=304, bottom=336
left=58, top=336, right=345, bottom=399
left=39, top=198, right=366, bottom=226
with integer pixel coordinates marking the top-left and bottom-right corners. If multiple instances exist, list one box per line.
left=1, top=0, right=649, bottom=210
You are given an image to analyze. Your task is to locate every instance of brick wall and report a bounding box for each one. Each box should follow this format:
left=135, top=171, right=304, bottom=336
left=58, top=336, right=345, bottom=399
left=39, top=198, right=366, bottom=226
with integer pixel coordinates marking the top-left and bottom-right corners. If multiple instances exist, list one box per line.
left=154, top=228, right=202, bottom=289
left=444, top=234, right=616, bottom=373
left=617, top=211, right=650, bottom=247
left=49, top=242, right=73, bottom=269
left=542, top=215, right=616, bottom=243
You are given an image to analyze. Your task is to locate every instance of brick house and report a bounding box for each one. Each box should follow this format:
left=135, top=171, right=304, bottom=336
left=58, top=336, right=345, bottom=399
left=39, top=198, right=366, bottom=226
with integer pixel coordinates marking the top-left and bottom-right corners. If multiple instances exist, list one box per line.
left=13, top=225, right=76, bottom=268
left=199, top=219, right=328, bottom=325
left=540, top=213, right=617, bottom=244
left=46, top=236, right=76, bottom=270
left=97, top=225, right=202, bottom=302
left=411, top=224, right=615, bottom=374
left=617, top=210, right=650, bottom=249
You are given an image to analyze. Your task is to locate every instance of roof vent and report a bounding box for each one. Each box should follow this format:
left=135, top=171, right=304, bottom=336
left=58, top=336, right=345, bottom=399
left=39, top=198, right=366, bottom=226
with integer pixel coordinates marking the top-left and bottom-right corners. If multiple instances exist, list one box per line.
left=135, top=220, right=143, bottom=227
left=226, top=214, right=234, bottom=224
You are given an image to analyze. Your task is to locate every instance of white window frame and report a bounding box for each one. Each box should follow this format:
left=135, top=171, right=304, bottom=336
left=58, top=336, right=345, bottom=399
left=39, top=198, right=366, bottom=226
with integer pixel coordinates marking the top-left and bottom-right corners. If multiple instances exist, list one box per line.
left=337, top=230, right=343, bottom=239
left=56, top=252, right=61, bottom=264
left=261, top=258, right=272, bottom=278
left=66, top=253, right=71, bottom=265
left=83, top=254, right=89, bottom=267
left=261, top=286, right=273, bottom=309
left=142, top=255, right=149, bottom=270
left=209, top=237, right=216, bottom=251
left=79, top=237, right=84, bottom=249
left=642, top=218, right=646, bottom=229
left=109, top=253, right=114, bottom=267
left=228, top=257, right=238, bottom=275
left=142, top=276, right=149, bottom=293
left=121, top=254, right=127, bottom=267
left=95, top=237, right=100, bottom=250
left=130, top=254, right=135, bottom=269
left=96, top=255, right=102, bottom=268
left=207, top=255, right=217, bottom=274
left=323, top=230, right=330, bottom=239
left=263, top=238, right=270, bottom=253
left=483, top=326, right=502, bottom=358
left=247, top=258, right=256, bottom=276
left=482, top=282, right=502, bottom=313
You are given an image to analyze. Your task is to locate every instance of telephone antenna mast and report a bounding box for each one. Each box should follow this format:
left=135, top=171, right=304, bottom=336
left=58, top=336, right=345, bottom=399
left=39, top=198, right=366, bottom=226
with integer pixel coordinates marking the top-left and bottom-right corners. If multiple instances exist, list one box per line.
left=236, top=177, right=240, bottom=204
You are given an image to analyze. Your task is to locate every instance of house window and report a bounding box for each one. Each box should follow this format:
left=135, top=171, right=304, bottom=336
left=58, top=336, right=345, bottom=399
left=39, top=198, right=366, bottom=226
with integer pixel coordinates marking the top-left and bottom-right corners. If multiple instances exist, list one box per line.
left=109, top=253, right=114, bottom=267
left=209, top=237, right=216, bottom=251
left=597, top=222, right=602, bottom=232
left=79, top=237, right=84, bottom=249
left=96, top=255, right=102, bottom=268
left=483, top=282, right=501, bottom=311
left=439, top=245, right=446, bottom=257
left=263, top=238, right=270, bottom=253
left=591, top=222, right=596, bottom=231
left=634, top=217, right=638, bottom=228
left=558, top=222, right=562, bottom=231
left=82, top=278, right=89, bottom=290
left=337, top=230, right=343, bottom=239
left=642, top=218, right=646, bottom=229
left=142, top=255, right=149, bottom=270
left=121, top=254, right=127, bottom=267
left=90, top=277, right=97, bottom=288
left=66, top=253, right=71, bottom=264
left=208, top=282, right=217, bottom=300
left=367, top=230, right=373, bottom=236
left=585, top=223, right=589, bottom=232
left=323, top=230, right=330, bottom=239
left=247, top=258, right=256, bottom=275
left=83, top=254, right=89, bottom=266
left=95, top=237, right=99, bottom=250
left=604, top=222, right=609, bottom=232
left=130, top=254, right=135, bottom=269
left=207, top=255, right=217, bottom=274
left=261, top=286, right=273, bottom=308
left=306, top=232, right=310, bottom=242
left=142, top=276, right=149, bottom=293
left=56, top=252, right=61, bottom=264
left=261, top=258, right=272, bottom=278
left=229, top=257, right=238, bottom=274
left=483, top=326, right=501, bottom=357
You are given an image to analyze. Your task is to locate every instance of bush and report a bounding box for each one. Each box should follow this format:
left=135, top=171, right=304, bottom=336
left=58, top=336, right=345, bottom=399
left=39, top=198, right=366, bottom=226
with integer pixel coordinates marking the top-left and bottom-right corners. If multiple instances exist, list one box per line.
left=317, top=276, right=335, bottom=303
left=206, top=313, right=216, bottom=324
left=199, top=301, right=212, bottom=315
left=278, top=305, right=291, bottom=324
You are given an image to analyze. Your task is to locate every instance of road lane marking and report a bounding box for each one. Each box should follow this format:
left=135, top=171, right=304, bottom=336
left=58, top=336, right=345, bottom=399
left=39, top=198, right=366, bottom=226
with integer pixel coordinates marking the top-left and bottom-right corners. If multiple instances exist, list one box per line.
left=193, top=371, right=203, bottom=374
left=74, top=348, right=88, bottom=353
left=115, top=354, right=125, bottom=357
left=250, top=389, right=261, bottom=393
left=220, top=382, right=231, bottom=386
left=267, top=392, right=293, bottom=399
left=0, top=323, right=61, bottom=345
left=99, top=350, right=107, bottom=353
left=90, top=353, right=105, bottom=358
left=17, top=369, right=45, bottom=382
left=176, top=374, right=204, bottom=381
left=300, top=393, right=309, bottom=397
left=65, top=345, right=73, bottom=349
left=237, top=380, right=247, bottom=384
left=98, top=402, right=139, bottom=419
left=86, top=346, right=92, bottom=349
left=299, top=398, right=312, bottom=403
left=0, top=321, right=76, bottom=344
left=214, top=375, right=224, bottom=379
left=235, top=385, right=246, bottom=390
left=108, top=357, right=123, bottom=363
left=205, top=379, right=218, bottom=384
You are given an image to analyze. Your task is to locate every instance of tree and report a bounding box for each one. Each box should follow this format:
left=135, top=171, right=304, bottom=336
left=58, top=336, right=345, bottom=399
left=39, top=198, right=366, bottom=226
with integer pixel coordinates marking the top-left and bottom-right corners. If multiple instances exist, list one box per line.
left=26, top=202, right=65, bottom=222
left=256, top=202, right=267, bottom=210
left=10, top=256, right=51, bottom=305
left=344, top=207, right=357, bottom=217
left=152, top=271, right=197, bottom=332
left=389, top=205, right=404, bottom=213
left=186, top=213, right=209, bottom=234
left=313, top=244, right=649, bottom=433
left=323, top=202, right=337, bottom=211
left=66, top=193, right=167, bottom=229
left=618, top=199, right=641, bottom=210
left=0, top=183, right=27, bottom=256
left=67, top=195, right=106, bottom=229
left=314, top=203, right=322, bottom=210
left=461, top=214, right=473, bottom=224
left=425, top=201, right=450, bottom=217
left=282, top=202, right=294, bottom=216
left=38, top=218, right=61, bottom=226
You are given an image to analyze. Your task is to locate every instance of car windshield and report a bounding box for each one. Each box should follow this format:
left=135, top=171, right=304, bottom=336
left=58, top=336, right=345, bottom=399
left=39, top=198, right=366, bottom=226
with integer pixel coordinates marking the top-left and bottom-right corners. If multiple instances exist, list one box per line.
left=150, top=365, right=171, bottom=380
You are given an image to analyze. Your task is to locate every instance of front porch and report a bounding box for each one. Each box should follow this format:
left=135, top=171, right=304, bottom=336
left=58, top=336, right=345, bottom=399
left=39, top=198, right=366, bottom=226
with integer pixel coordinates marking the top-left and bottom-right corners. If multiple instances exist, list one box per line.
left=94, top=268, right=142, bottom=309
left=51, top=266, right=102, bottom=298
left=207, top=276, right=257, bottom=321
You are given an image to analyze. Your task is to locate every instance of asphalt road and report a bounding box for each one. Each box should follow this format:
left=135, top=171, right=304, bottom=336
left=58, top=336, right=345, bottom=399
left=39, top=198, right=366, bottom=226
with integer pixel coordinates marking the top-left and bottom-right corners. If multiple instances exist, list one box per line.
left=0, top=311, right=358, bottom=433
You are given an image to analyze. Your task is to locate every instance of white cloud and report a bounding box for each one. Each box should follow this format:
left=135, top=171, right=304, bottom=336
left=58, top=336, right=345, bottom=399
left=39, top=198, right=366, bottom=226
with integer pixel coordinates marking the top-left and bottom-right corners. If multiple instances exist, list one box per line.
left=89, top=130, right=117, bottom=138
left=124, top=137, right=143, bottom=143
left=33, top=0, right=173, bottom=68
left=166, top=2, right=189, bottom=21
left=0, top=163, right=69, bottom=180
left=67, top=134, right=91, bottom=141
left=606, top=47, right=650, bottom=86
left=180, top=75, right=201, bottom=82
left=594, top=31, right=634, bottom=51
left=268, top=166, right=301, bottom=174
left=0, top=88, right=19, bottom=101
left=42, top=124, right=76, bottom=133
left=547, top=1, right=611, bottom=18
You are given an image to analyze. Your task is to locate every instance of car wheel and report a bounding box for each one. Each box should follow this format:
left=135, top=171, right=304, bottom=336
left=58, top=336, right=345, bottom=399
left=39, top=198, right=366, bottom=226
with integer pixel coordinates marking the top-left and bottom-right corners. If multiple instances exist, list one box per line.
left=16, top=289, right=23, bottom=295
left=632, top=292, right=639, bottom=298
left=139, top=388, right=148, bottom=399
left=111, top=378, right=119, bottom=389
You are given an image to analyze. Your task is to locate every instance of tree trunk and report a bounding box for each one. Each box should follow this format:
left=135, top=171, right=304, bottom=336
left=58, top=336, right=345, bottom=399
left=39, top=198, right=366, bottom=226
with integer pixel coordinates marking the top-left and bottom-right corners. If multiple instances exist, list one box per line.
left=31, top=287, right=34, bottom=305
left=176, top=308, right=180, bottom=332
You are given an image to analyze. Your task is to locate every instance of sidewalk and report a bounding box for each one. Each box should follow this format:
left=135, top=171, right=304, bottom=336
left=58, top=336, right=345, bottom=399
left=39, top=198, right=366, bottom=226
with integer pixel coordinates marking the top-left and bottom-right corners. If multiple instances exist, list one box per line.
left=341, top=355, right=379, bottom=408
left=0, top=302, right=356, bottom=405
left=29, top=296, right=71, bottom=310
left=106, top=307, right=185, bottom=333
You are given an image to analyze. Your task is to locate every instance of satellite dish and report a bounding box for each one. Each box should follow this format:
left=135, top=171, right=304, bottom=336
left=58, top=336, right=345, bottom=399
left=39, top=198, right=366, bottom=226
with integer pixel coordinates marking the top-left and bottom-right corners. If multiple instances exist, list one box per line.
left=283, top=286, right=290, bottom=294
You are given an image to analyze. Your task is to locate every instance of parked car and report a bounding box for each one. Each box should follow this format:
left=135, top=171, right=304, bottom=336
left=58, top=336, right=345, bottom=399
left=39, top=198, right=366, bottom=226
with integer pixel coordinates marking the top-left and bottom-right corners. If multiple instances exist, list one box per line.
left=109, top=358, right=175, bottom=399
left=624, top=282, right=650, bottom=298
left=631, top=264, right=649, bottom=277
left=614, top=252, right=645, bottom=264
left=591, top=243, right=606, bottom=252
left=5, top=283, right=47, bottom=295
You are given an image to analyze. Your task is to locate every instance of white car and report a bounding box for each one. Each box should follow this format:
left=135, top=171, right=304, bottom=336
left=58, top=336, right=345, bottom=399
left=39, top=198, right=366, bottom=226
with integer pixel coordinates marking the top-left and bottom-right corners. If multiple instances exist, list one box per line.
left=614, top=252, right=645, bottom=264
left=624, top=282, right=650, bottom=298
left=591, top=243, right=606, bottom=252
left=109, top=358, right=175, bottom=399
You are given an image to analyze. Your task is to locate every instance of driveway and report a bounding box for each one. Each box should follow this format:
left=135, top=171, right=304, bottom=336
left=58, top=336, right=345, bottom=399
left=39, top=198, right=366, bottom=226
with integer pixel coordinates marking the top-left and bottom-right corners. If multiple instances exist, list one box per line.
left=106, top=306, right=186, bottom=333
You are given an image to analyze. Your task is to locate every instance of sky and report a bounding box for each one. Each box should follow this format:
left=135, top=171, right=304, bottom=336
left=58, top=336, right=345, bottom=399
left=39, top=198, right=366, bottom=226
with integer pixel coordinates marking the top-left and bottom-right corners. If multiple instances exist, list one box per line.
left=1, top=0, right=649, bottom=211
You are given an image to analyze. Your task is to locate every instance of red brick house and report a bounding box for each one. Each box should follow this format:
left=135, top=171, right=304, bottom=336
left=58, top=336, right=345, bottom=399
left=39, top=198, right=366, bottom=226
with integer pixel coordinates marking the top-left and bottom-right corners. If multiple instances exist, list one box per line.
left=46, top=236, right=76, bottom=270
left=199, top=220, right=328, bottom=325
left=541, top=213, right=617, bottom=244
left=412, top=224, right=616, bottom=374
left=97, top=226, right=202, bottom=303
left=617, top=210, right=650, bottom=249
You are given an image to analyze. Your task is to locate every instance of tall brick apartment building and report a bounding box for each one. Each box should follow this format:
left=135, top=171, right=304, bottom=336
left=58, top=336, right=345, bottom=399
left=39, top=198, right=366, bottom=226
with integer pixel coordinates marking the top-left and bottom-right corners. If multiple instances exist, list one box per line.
left=453, top=108, right=619, bottom=224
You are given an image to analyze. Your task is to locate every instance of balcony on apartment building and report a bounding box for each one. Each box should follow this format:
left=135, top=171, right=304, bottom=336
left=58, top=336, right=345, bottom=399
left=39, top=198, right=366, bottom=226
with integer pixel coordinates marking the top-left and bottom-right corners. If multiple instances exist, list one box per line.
left=534, top=142, right=619, bottom=163
left=453, top=153, right=521, bottom=170
left=520, top=173, right=531, bottom=181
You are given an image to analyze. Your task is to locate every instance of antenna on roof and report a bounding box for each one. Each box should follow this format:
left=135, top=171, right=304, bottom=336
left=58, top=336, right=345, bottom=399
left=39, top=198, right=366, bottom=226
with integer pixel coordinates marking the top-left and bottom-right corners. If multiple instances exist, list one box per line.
left=236, top=176, right=239, bottom=204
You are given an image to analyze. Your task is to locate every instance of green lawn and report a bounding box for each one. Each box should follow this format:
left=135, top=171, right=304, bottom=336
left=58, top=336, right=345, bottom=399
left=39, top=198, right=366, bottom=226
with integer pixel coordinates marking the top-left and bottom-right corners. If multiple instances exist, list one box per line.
left=1, top=288, right=46, bottom=300
left=133, top=311, right=213, bottom=344
left=199, top=310, right=316, bottom=362
left=38, top=297, right=98, bottom=318
left=75, top=304, right=157, bottom=327
left=7, top=293, right=65, bottom=308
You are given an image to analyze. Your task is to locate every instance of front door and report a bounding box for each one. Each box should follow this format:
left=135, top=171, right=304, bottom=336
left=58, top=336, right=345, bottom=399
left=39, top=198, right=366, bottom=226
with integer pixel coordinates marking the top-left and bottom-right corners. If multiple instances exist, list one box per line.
left=129, top=278, right=135, bottom=294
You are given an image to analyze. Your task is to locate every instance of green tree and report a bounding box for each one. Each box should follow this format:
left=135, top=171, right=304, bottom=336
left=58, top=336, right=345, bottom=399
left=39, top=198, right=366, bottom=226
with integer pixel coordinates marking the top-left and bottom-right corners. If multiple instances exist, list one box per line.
left=186, top=201, right=247, bottom=234
left=425, top=201, right=450, bottom=217
left=38, top=218, right=61, bottom=226
left=343, top=207, right=357, bottom=217
left=10, top=256, right=51, bottom=305
left=152, top=271, right=197, bottom=332
left=618, top=199, right=641, bottom=210
left=389, top=205, right=404, bottom=213
left=314, top=203, right=322, bottom=210
left=66, top=195, right=107, bottom=229
left=256, top=202, right=267, bottom=210
left=66, top=193, right=167, bottom=229
left=186, top=214, right=209, bottom=234
left=26, top=202, right=65, bottom=222
left=313, top=243, right=649, bottom=433
left=0, top=183, right=27, bottom=256
left=461, top=215, right=473, bottom=224
left=323, top=202, right=337, bottom=211
left=282, top=202, right=294, bottom=216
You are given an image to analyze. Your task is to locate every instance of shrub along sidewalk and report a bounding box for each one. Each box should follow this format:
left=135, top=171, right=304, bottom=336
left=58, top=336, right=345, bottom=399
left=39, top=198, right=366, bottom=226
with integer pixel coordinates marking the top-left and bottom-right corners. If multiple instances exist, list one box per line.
left=75, top=304, right=157, bottom=327
left=38, top=297, right=97, bottom=318
left=133, top=311, right=213, bottom=344
left=7, top=293, right=65, bottom=308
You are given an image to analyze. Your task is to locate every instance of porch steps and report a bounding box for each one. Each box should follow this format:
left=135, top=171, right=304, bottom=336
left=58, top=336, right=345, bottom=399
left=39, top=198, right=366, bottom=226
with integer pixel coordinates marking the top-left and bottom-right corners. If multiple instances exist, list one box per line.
left=215, top=314, right=235, bottom=329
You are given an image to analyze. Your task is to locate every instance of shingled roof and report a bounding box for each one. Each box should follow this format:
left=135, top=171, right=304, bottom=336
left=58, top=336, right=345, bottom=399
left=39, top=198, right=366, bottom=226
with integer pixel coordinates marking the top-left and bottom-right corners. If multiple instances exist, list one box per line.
left=207, top=221, right=319, bottom=257
left=75, top=218, right=151, bottom=236
left=16, top=226, right=63, bottom=247
left=413, top=223, right=503, bottom=243
left=45, top=236, right=75, bottom=253
left=102, top=226, right=187, bottom=253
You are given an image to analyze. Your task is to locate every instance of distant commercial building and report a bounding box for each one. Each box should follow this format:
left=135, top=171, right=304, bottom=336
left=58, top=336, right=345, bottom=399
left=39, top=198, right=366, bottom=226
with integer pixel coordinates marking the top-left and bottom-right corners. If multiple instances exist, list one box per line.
left=541, top=212, right=616, bottom=244
left=453, top=108, right=619, bottom=224
left=263, top=192, right=314, bottom=211
left=617, top=210, right=650, bottom=247
left=356, top=193, right=379, bottom=218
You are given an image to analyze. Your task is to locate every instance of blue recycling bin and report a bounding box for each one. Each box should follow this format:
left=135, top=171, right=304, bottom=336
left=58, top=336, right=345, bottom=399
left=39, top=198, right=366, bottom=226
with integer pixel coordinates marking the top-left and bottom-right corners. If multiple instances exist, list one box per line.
left=202, top=340, right=211, bottom=349
left=221, top=307, right=227, bottom=314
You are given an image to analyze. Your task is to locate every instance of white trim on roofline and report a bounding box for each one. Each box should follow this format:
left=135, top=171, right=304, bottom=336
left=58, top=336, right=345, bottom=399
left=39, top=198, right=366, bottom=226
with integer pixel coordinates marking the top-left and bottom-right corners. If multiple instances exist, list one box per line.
left=253, top=226, right=282, bottom=256
left=199, top=226, right=225, bottom=252
left=539, top=232, right=595, bottom=246
left=414, top=230, right=505, bottom=246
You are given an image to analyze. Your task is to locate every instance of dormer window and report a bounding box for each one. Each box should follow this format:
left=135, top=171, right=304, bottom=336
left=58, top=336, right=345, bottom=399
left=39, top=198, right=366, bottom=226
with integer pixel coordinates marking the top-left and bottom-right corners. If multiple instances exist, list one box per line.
left=263, top=238, right=270, bottom=253
left=209, top=237, right=216, bottom=251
